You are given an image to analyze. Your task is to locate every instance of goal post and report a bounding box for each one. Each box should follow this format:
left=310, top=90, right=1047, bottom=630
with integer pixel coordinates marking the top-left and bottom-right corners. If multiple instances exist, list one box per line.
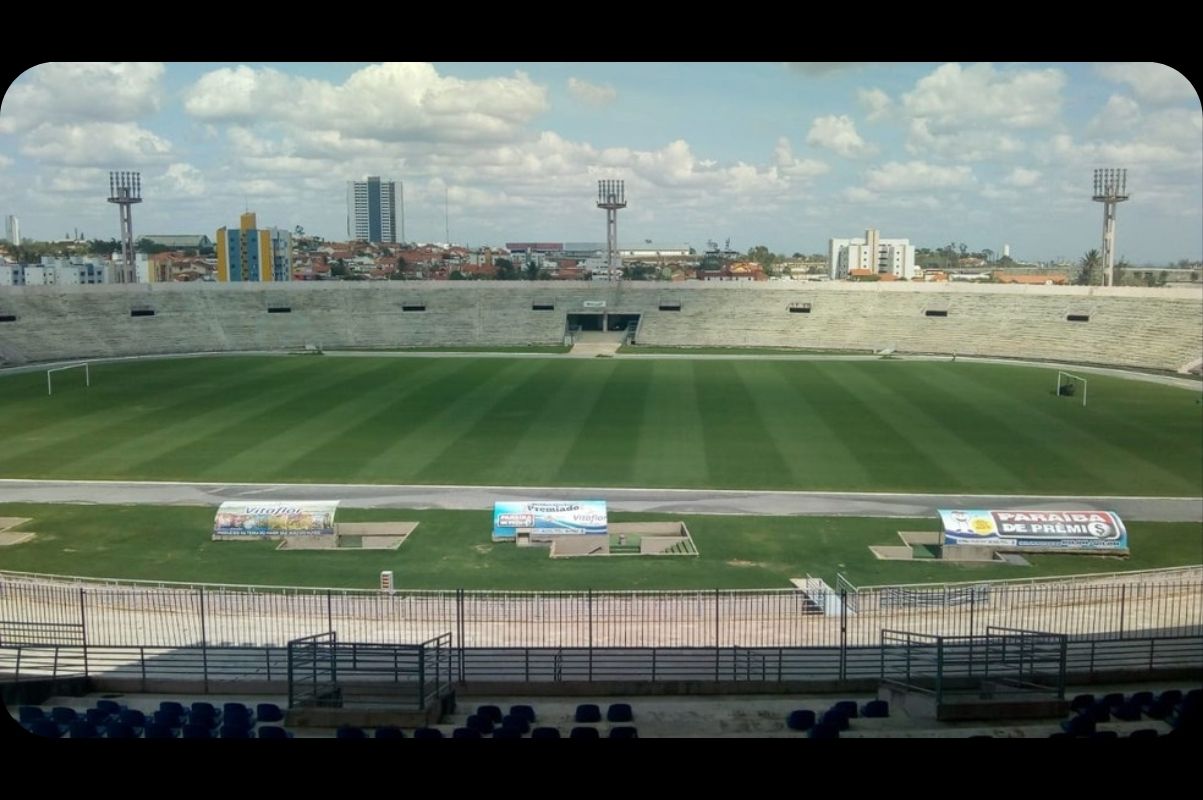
left=1056, top=371, right=1087, bottom=407
left=47, top=362, right=90, bottom=396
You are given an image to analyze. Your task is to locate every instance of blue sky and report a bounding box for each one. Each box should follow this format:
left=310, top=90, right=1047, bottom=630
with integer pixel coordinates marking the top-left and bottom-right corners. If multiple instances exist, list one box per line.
left=0, top=62, right=1199, bottom=263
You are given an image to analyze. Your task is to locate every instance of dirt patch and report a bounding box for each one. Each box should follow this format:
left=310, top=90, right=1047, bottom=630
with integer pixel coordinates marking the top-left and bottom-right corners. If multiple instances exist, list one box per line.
left=726, top=559, right=764, bottom=568
left=0, top=531, right=35, bottom=547
left=0, top=517, right=31, bottom=533
left=474, top=544, right=494, bottom=554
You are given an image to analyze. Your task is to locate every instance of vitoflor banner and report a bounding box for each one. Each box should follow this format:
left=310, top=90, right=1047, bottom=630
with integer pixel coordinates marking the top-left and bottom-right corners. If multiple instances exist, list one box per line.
left=938, top=509, right=1128, bottom=550
left=492, top=500, right=607, bottom=540
left=213, top=501, right=338, bottom=537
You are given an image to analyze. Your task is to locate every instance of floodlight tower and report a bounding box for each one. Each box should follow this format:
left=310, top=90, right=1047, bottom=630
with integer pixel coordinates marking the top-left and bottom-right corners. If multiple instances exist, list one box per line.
left=1092, top=168, right=1129, bottom=287
left=107, top=171, right=142, bottom=284
left=597, top=179, right=626, bottom=281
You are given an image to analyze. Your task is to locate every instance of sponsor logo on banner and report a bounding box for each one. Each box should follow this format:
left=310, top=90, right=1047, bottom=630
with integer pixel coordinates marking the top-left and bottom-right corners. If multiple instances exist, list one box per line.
left=583, top=300, right=606, bottom=308
left=213, top=500, right=339, bottom=537
left=493, top=500, right=607, bottom=540
left=938, top=509, right=1127, bottom=550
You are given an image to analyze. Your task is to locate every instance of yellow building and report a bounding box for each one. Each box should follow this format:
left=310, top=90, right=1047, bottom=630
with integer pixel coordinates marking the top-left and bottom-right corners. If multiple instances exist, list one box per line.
left=216, top=212, right=277, bottom=282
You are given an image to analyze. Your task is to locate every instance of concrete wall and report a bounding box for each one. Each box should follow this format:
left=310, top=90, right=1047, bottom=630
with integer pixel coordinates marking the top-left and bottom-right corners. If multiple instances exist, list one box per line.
left=0, top=281, right=1199, bottom=370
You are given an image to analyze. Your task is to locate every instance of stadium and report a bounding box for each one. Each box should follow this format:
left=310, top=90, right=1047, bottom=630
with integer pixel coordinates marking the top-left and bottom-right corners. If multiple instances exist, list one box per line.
left=2, top=279, right=1201, bottom=739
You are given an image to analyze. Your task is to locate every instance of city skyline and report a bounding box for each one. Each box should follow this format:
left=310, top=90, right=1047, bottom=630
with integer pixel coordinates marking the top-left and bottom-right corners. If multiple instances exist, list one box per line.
left=0, top=62, right=1199, bottom=262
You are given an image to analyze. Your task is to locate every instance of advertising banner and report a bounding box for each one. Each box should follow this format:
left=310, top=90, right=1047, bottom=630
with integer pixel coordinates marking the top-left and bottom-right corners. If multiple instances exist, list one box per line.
left=492, top=500, right=607, bottom=541
left=938, top=509, right=1128, bottom=551
left=213, top=501, right=339, bottom=538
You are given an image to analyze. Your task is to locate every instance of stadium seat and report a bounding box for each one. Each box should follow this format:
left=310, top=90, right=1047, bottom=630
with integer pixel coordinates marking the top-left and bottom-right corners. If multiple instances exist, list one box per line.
left=786, top=710, right=816, bottom=731
left=1069, top=694, right=1096, bottom=713
left=223, top=702, right=252, bottom=718
left=510, top=705, right=537, bottom=724
left=1087, top=702, right=1112, bottom=723
left=220, top=725, right=254, bottom=739
left=465, top=714, right=494, bottom=735
left=1156, top=689, right=1183, bottom=707
left=159, top=701, right=188, bottom=718
left=477, top=705, right=503, bottom=724
left=609, top=726, right=638, bottom=739
left=374, top=726, right=405, bottom=739
left=181, top=724, right=212, bottom=739
left=336, top=725, right=367, bottom=739
left=574, top=704, right=602, bottom=723
left=832, top=700, right=859, bottom=719
left=85, top=708, right=112, bottom=726
left=1113, top=701, right=1143, bottom=722
left=821, top=708, right=851, bottom=731
left=452, top=727, right=482, bottom=739
left=413, top=727, right=444, bottom=739
left=501, top=714, right=530, bottom=735
left=1146, top=698, right=1176, bottom=720
left=18, top=706, right=44, bottom=724
left=258, top=726, right=293, bottom=739
left=106, top=722, right=138, bottom=739
left=492, top=728, right=522, bottom=739
left=808, top=722, right=840, bottom=739
left=531, top=727, right=562, bottom=739
left=153, top=709, right=185, bottom=728
left=256, top=703, right=284, bottom=723
left=570, top=727, right=600, bottom=739
left=29, top=719, right=64, bottom=738
left=145, top=723, right=178, bottom=739
left=1129, top=691, right=1154, bottom=709
left=606, top=703, right=634, bottom=723
left=1061, top=715, right=1095, bottom=737
left=68, top=721, right=101, bottom=739
left=50, top=707, right=79, bottom=725
left=1128, top=729, right=1159, bottom=738
left=1102, top=692, right=1126, bottom=709
left=191, top=702, right=220, bottom=724
left=861, top=700, right=889, bottom=719
left=95, top=700, right=124, bottom=716
left=118, top=709, right=146, bottom=729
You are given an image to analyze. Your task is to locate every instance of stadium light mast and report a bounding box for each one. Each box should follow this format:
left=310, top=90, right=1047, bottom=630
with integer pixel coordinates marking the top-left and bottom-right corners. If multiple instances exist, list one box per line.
left=1092, top=168, right=1129, bottom=287
left=597, top=180, right=627, bottom=282
left=107, top=171, right=143, bottom=284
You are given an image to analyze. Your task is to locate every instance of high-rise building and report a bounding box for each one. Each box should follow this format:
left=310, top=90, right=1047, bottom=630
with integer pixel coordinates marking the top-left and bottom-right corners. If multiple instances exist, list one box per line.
left=216, top=212, right=291, bottom=282
left=4, top=215, right=18, bottom=245
left=347, top=177, right=397, bottom=243
left=829, top=229, right=916, bottom=280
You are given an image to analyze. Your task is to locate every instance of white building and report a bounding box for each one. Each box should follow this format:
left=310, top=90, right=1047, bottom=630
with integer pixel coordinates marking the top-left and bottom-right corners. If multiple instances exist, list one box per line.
left=347, top=177, right=397, bottom=243
left=4, top=215, right=18, bottom=245
left=829, top=229, right=916, bottom=280
left=268, top=228, right=293, bottom=281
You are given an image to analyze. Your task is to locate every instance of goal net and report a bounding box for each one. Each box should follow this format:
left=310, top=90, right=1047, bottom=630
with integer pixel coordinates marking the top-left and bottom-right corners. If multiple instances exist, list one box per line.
left=1056, top=371, right=1087, bottom=407
left=47, top=362, right=90, bottom=396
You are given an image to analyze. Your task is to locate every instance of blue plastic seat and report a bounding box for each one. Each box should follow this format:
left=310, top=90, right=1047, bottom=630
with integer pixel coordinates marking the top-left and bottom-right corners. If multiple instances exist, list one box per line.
left=220, top=725, right=254, bottom=739
left=1102, top=692, right=1125, bottom=709
left=118, top=708, right=146, bottom=728
left=29, top=719, right=64, bottom=738
left=256, top=703, right=284, bottom=723
left=476, top=705, right=503, bottom=723
left=452, top=727, right=482, bottom=739
left=861, top=700, right=889, bottom=718
left=1086, top=702, right=1111, bottom=723
left=808, top=721, right=840, bottom=739
left=832, top=700, right=859, bottom=719
left=18, top=706, right=44, bottom=724
left=1061, top=715, right=1095, bottom=737
left=191, top=702, right=220, bottom=724
left=106, top=722, right=137, bottom=739
left=1156, top=689, right=1182, bottom=707
left=821, top=708, right=850, bottom=731
left=531, top=727, right=561, bottom=739
left=145, top=723, right=178, bottom=739
left=159, top=701, right=188, bottom=718
left=85, top=708, right=112, bottom=726
left=69, top=721, right=101, bottom=739
left=1113, top=701, right=1143, bottom=722
left=786, top=709, right=816, bottom=731
left=153, top=709, right=184, bottom=728
left=258, top=726, right=292, bottom=739
left=374, top=726, right=405, bottom=739
left=570, top=727, right=600, bottom=739
left=336, top=725, right=366, bottom=739
left=574, top=704, right=602, bottom=723
left=181, top=724, right=212, bottom=739
left=607, top=703, right=634, bottom=723
left=223, top=702, right=251, bottom=718
left=413, top=727, right=444, bottom=739
left=509, top=705, right=537, bottom=724
left=501, top=714, right=530, bottom=735
left=1130, top=691, right=1154, bottom=709
left=492, top=728, right=522, bottom=739
left=608, top=726, right=638, bottom=739
left=95, top=700, right=123, bottom=716
left=1069, top=694, right=1096, bottom=713
left=50, top=707, right=79, bottom=725
left=466, top=714, right=494, bottom=735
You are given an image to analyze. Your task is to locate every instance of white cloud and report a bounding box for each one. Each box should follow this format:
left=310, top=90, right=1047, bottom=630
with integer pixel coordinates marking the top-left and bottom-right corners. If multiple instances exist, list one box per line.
left=1087, top=94, right=1142, bottom=136
left=857, top=88, right=892, bottom=122
left=842, top=186, right=874, bottom=203
left=0, top=62, right=164, bottom=134
left=773, top=137, right=829, bottom=178
left=18, top=122, right=172, bottom=166
left=159, top=163, right=206, bottom=197
left=787, top=63, right=866, bottom=75
left=184, top=63, right=548, bottom=145
left=902, top=63, right=1066, bottom=129
left=866, top=161, right=975, bottom=192
left=1003, top=167, right=1041, bottom=187
left=0, top=154, right=11, bottom=168
left=806, top=115, right=872, bottom=157
left=567, top=77, right=617, bottom=107
left=907, top=118, right=1025, bottom=161
left=1095, top=63, right=1197, bottom=104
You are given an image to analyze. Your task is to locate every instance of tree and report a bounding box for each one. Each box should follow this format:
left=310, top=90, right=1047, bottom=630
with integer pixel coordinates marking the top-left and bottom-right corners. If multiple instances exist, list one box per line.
left=524, top=260, right=541, bottom=281
left=331, top=259, right=349, bottom=278
left=1075, top=249, right=1101, bottom=286
left=1113, top=258, right=1130, bottom=287
left=981, top=248, right=994, bottom=264
left=494, top=258, right=518, bottom=280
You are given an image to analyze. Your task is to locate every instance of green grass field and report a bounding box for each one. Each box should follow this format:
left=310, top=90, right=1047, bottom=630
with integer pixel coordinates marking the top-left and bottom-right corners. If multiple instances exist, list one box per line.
left=0, top=355, right=1199, bottom=495
left=0, top=503, right=1197, bottom=590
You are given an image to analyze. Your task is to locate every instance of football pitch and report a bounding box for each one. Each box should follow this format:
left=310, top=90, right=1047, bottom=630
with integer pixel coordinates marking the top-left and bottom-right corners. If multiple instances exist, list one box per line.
left=0, top=354, right=1199, bottom=496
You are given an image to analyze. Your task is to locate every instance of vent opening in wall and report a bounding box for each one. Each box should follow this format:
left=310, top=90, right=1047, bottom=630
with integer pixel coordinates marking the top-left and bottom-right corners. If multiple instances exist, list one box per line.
left=130, top=308, right=156, bottom=317
left=789, top=302, right=812, bottom=314
left=0, top=314, right=15, bottom=322
left=1067, top=314, right=1090, bottom=322
left=658, top=302, right=682, bottom=311
left=402, top=303, right=426, bottom=312
left=532, top=303, right=554, bottom=311
left=267, top=307, right=292, bottom=314
left=924, top=309, right=948, bottom=318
